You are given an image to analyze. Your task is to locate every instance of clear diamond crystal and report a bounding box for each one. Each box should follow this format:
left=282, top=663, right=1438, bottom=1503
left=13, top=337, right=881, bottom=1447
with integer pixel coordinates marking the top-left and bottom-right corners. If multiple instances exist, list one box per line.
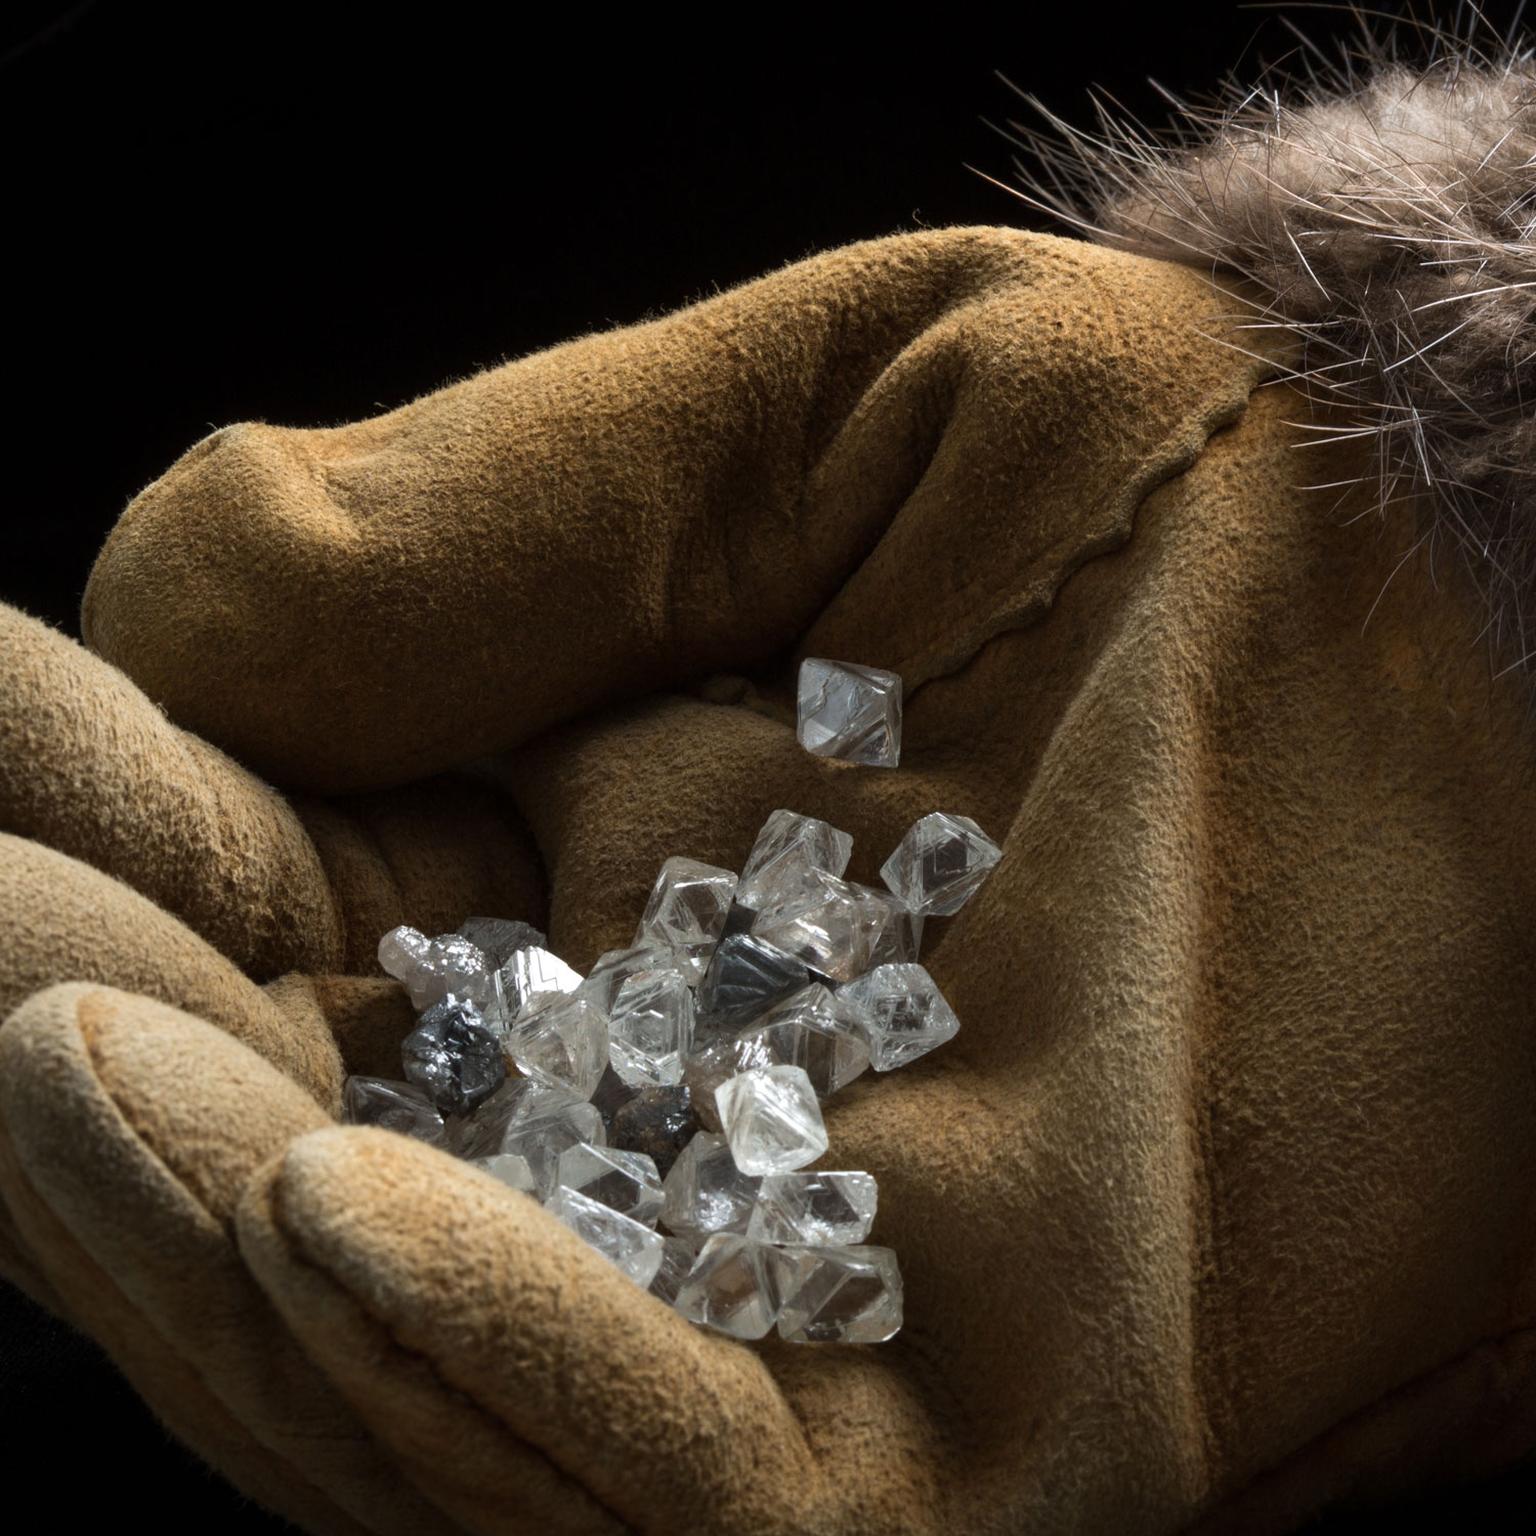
left=457, top=916, right=546, bottom=970
left=683, top=1035, right=770, bottom=1133
left=454, top=1077, right=606, bottom=1196
left=506, top=991, right=608, bottom=1099
left=609, top=1086, right=696, bottom=1177
left=796, top=657, right=902, bottom=768
left=556, top=1142, right=664, bottom=1227
left=401, top=999, right=506, bottom=1116
left=715, top=1065, right=828, bottom=1176
left=660, top=1131, right=762, bottom=1236
left=775, top=1244, right=903, bottom=1342
left=607, top=967, right=694, bottom=1088
left=342, top=1075, right=448, bottom=1146
left=649, top=1233, right=705, bottom=1306
left=747, top=1171, right=878, bottom=1246
left=879, top=811, right=1002, bottom=917
left=545, top=1185, right=665, bottom=1288
left=633, top=857, right=738, bottom=982
left=840, top=963, right=959, bottom=1071
left=736, top=809, right=853, bottom=912
left=848, top=883, right=924, bottom=966
left=476, top=1152, right=537, bottom=1194
left=674, top=1234, right=791, bottom=1339
left=577, top=944, right=688, bottom=1014
left=736, top=984, right=872, bottom=1097
left=695, top=934, right=811, bottom=1030
left=749, top=869, right=873, bottom=982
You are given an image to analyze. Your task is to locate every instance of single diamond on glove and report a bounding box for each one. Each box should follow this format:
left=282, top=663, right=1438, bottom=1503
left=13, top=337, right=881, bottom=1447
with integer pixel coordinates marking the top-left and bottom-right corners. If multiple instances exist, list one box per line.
left=880, top=810, right=1003, bottom=917
left=349, top=730, right=1003, bottom=1346
left=796, top=657, right=902, bottom=768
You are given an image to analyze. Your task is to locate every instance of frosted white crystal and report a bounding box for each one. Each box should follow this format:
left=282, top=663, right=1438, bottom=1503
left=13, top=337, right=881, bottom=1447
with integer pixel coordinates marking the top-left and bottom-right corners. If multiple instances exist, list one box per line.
left=377, top=925, right=429, bottom=981
left=715, top=1065, right=828, bottom=1176
left=633, top=857, right=738, bottom=982
left=735, top=809, right=853, bottom=912
left=747, top=1171, right=877, bottom=1246
left=607, top=967, right=694, bottom=1089
left=342, top=1075, right=448, bottom=1147
left=545, top=1185, right=665, bottom=1288
left=660, top=1131, right=761, bottom=1236
left=396, top=932, right=491, bottom=1012
left=879, top=811, right=1002, bottom=918
left=674, top=1234, right=790, bottom=1339
left=775, top=1244, right=903, bottom=1343
left=840, top=963, right=959, bottom=1071
left=749, top=868, right=874, bottom=982
left=476, top=1152, right=537, bottom=1194
left=796, top=657, right=902, bottom=768
left=507, top=992, right=608, bottom=1099
left=454, top=1077, right=605, bottom=1197
left=401, top=999, right=506, bottom=1116
left=556, top=1142, right=664, bottom=1228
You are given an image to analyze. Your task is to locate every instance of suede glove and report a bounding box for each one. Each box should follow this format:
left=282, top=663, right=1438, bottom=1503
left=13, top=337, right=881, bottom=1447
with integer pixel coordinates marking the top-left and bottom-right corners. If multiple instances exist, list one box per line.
left=4, top=226, right=1536, bottom=1536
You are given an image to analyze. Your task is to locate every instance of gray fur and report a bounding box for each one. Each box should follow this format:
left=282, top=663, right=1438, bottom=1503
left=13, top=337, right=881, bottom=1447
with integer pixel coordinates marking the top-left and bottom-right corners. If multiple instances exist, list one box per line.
left=999, top=16, right=1536, bottom=667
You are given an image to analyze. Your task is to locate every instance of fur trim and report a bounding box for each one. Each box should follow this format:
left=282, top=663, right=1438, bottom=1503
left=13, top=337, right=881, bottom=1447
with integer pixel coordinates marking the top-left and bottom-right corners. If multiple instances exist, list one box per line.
left=1000, top=14, right=1536, bottom=668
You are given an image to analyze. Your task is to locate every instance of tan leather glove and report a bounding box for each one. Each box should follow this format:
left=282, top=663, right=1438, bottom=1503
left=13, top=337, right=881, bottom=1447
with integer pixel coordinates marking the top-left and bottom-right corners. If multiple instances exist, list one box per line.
left=5, top=226, right=1536, bottom=1536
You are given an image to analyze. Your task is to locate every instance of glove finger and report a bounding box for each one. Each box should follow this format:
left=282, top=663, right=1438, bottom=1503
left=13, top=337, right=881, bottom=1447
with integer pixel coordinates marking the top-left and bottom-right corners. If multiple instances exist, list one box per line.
left=239, top=1125, right=835, bottom=1536
left=0, top=601, right=342, bottom=977
left=0, top=982, right=461, bottom=1536
left=0, top=832, right=343, bottom=1109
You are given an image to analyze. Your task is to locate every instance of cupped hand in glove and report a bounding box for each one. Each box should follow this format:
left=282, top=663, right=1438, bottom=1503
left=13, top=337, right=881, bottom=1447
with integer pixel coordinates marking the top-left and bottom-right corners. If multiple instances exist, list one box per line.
left=5, top=226, right=1536, bottom=1536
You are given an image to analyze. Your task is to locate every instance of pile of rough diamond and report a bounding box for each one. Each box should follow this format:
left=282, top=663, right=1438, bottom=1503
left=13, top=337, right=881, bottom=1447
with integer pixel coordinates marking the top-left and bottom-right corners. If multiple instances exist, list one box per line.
left=342, top=658, right=1002, bottom=1344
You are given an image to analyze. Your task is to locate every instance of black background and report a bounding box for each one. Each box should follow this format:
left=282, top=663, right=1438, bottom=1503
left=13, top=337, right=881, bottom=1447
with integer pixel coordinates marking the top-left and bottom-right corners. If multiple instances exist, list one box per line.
left=3, top=0, right=1533, bottom=1526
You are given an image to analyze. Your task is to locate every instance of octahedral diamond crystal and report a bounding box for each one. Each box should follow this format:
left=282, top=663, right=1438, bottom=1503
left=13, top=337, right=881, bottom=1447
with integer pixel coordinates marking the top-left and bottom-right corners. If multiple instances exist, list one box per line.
left=476, top=1152, right=537, bottom=1194
left=747, top=1171, right=878, bottom=1246
left=607, top=967, right=694, bottom=1088
left=506, top=992, right=608, bottom=1099
left=660, top=1131, right=762, bottom=1236
left=736, top=809, right=853, bottom=912
left=401, top=999, right=506, bottom=1116
left=775, top=1244, right=903, bottom=1343
left=695, top=934, right=811, bottom=1030
left=578, top=944, right=688, bottom=1014
left=796, top=657, right=902, bottom=768
left=674, top=1234, right=791, bottom=1340
left=342, top=1075, right=449, bottom=1147
left=633, top=857, right=738, bottom=982
left=545, top=1185, right=665, bottom=1289
left=715, top=1065, right=828, bottom=1176
left=850, top=883, right=924, bottom=966
left=457, top=916, right=546, bottom=970
left=749, top=869, right=874, bottom=983
left=841, top=963, right=959, bottom=1072
left=556, top=1142, right=664, bottom=1227
left=649, top=1233, right=705, bottom=1306
left=879, top=811, right=1002, bottom=918
left=468, top=944, right=584, bottom=1032
left=454, top=1077, right=606, bottom=1197
left=684, top=989, right=869, bottom=1131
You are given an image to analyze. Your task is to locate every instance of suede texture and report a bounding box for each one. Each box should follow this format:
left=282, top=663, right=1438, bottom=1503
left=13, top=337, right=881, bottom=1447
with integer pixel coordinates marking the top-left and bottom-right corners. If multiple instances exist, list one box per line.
left=1, top=224, right=1535, bottom=1532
